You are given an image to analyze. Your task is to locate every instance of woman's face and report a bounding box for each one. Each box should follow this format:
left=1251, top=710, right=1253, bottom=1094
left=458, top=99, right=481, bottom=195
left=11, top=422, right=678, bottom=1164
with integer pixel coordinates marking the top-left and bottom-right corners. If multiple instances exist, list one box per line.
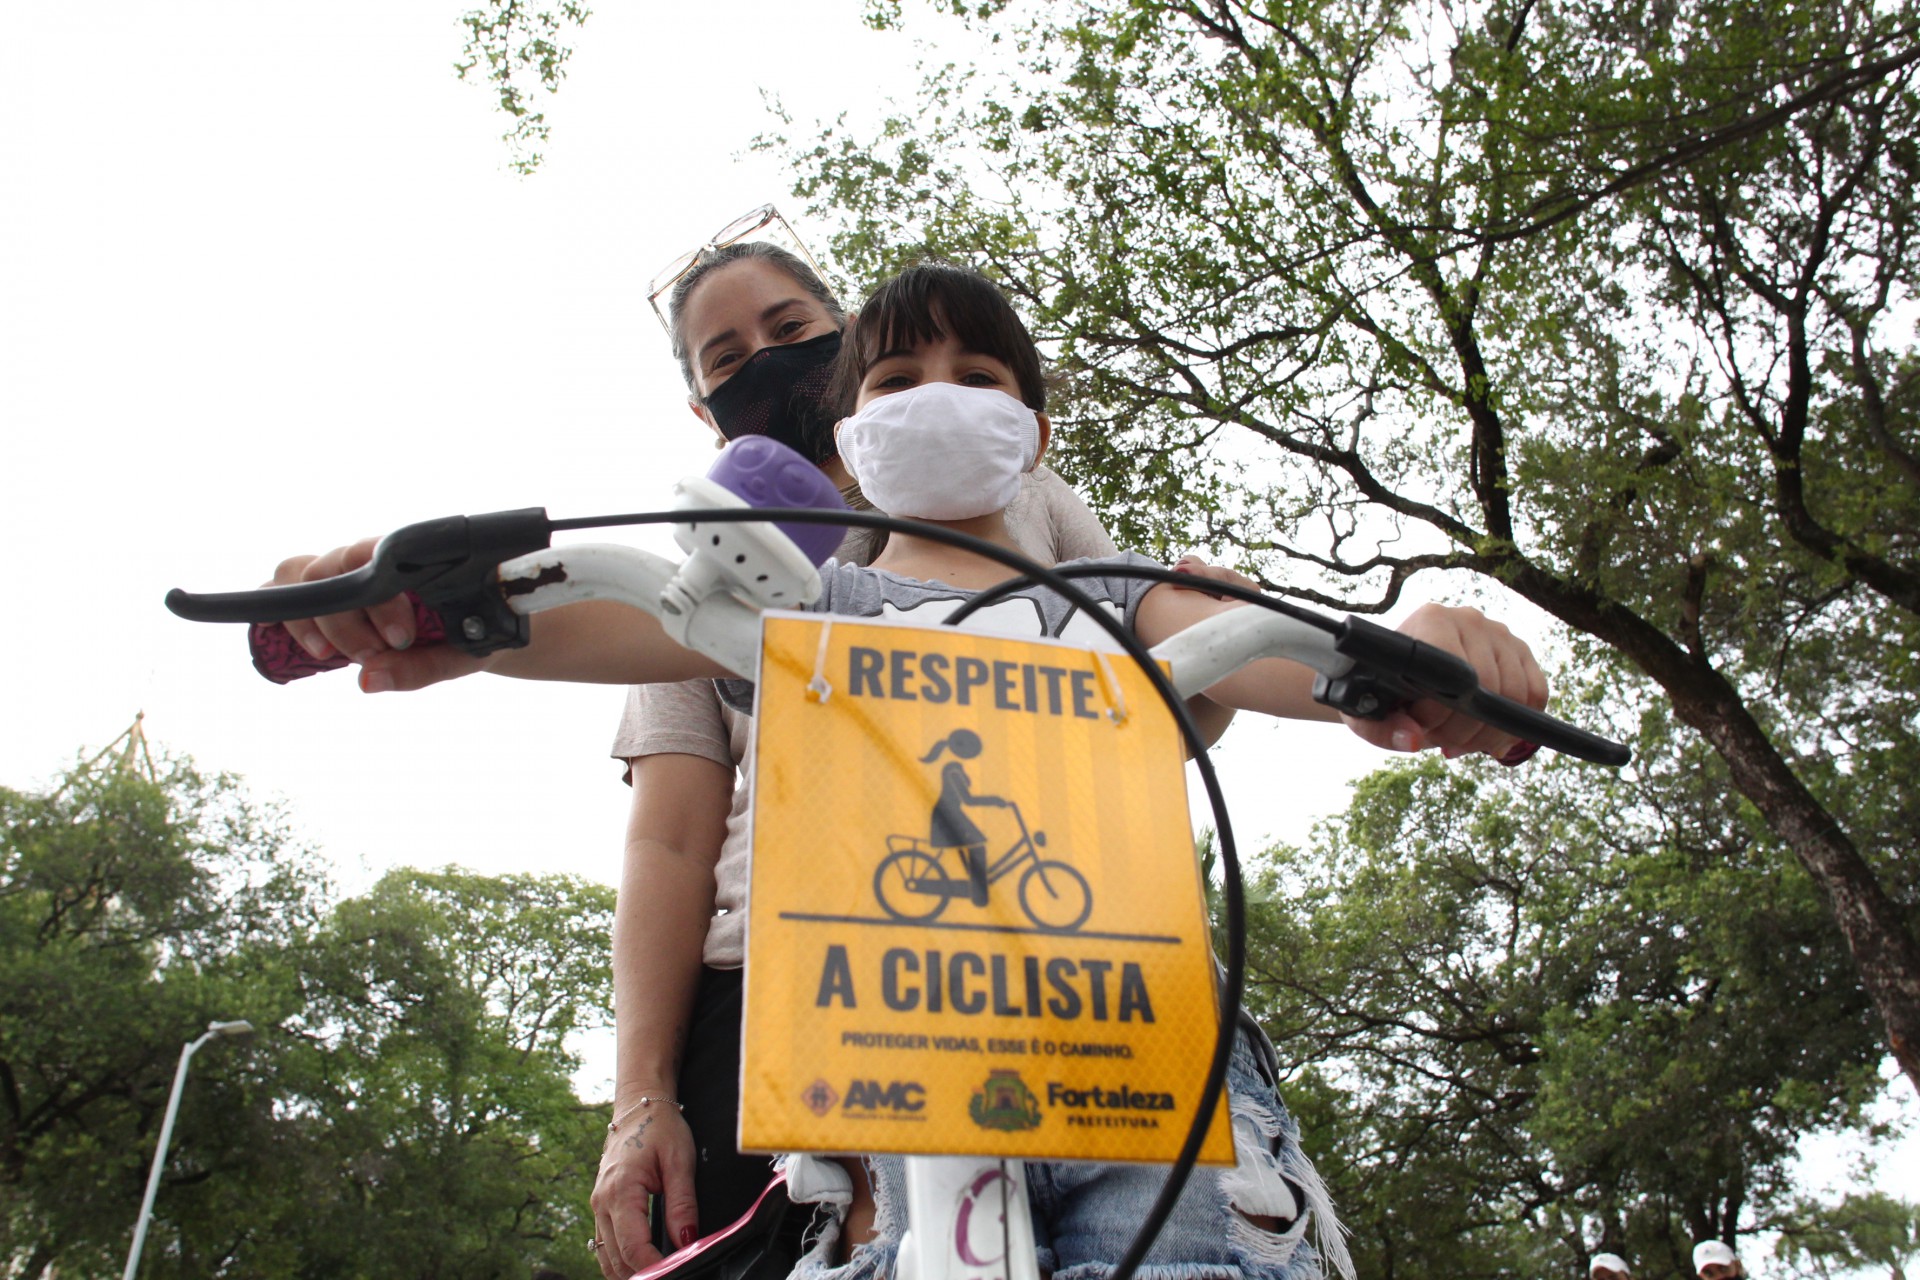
left=852, top=332, right=1025, bottom=412
left=678, top=257, right=840, bottom=400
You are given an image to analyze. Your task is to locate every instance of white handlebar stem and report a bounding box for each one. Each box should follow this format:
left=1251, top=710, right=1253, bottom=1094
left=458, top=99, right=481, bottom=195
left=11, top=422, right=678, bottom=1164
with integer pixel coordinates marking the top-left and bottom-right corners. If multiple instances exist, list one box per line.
left=495, top=542, right=1351, bottom=698
left=1149, top=605, right=1353, bottom=699
left=899, top=1155, right=1041, bottom=1280
left=494, top=544, right=770, bottom=679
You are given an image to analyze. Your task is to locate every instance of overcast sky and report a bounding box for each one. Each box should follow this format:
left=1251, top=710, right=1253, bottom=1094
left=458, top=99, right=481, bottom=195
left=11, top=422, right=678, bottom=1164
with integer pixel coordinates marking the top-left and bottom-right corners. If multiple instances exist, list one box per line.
left=2, top=0, right=1910, bottom=1221
left=0, top=0, right=1395, bottom=947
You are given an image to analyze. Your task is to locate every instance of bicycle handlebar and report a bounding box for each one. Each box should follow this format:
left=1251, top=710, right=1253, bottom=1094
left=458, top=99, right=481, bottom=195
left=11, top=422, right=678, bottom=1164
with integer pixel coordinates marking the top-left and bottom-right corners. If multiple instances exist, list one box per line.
left=165, top=503, right=1630, bottom=767
left=1326, top=616, right=1625, bottom=765
left=164, top=508, right=553, bottom=654
left=163, top=460, right=1632, bottom=1280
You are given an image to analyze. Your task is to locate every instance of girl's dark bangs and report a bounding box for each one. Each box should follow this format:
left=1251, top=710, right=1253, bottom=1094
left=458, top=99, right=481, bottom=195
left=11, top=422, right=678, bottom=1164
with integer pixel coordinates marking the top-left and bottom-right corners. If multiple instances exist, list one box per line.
left=865, top=273, right=954, bottom=362
left=842, top=262, right=1045, bottom=411
left=868, top=272, right=1026, bottom=367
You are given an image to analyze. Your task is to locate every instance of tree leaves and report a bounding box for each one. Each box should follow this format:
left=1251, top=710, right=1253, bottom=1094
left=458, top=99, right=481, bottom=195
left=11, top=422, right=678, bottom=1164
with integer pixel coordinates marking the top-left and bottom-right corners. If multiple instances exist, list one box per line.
left=453, top=1, right=592, bottom=174
left=1240, top=735, right=1883, bottom=1278
left=769, top=0, right=1920, bottom=1092
left=1, top=752, right=612, bottom=1280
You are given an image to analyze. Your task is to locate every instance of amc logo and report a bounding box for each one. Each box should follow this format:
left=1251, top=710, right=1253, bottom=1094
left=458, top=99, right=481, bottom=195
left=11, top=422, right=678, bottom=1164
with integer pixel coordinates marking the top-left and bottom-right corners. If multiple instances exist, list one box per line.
left=844, top=1080, right=927, bottom=1113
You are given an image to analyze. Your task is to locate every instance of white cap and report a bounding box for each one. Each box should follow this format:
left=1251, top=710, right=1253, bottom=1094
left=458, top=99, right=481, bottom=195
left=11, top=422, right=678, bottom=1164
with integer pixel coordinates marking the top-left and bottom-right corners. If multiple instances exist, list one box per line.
left=1592, top=1254, right=1631, bottom=1275
left=1694, top=1241, right=1739, bottom=1271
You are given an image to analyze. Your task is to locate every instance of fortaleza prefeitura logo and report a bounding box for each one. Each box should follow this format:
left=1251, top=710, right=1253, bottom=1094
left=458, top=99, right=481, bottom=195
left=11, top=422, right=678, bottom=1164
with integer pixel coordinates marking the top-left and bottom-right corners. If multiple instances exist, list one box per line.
left=968, top=1069, right=1042, bottom=1132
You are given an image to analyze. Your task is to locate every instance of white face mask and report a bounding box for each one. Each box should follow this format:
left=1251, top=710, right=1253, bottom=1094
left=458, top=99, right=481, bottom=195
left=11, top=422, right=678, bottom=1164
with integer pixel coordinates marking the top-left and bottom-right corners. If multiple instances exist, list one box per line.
left=836, top=381, right=1041, bottom=520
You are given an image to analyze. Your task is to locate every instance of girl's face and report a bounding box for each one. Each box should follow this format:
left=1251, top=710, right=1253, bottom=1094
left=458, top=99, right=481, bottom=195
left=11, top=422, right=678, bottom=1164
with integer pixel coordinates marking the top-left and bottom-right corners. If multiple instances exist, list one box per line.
left=853, top=332, right=1026, bottom=411
left=843, top=330, right=1052, bottom=466
left=678, top=257, right=840, bottom=400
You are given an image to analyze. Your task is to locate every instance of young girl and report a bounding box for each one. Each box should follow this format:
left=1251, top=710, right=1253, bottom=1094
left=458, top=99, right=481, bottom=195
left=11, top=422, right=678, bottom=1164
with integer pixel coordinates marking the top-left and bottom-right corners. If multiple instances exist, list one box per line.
left=608, top=240, right=1141, bottom=1276
left=272, top=262, right=1545, bottom=1280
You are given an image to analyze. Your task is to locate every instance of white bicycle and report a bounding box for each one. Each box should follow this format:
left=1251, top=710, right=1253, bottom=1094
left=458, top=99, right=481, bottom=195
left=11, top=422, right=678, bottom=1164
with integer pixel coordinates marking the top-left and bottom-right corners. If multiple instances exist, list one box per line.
left=169, top=438, right=1628, bottom=1280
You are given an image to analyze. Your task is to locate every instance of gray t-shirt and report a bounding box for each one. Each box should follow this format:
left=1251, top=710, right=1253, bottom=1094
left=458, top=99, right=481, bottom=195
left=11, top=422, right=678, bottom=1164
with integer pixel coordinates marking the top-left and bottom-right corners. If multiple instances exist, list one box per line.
left=610, top=465, right=1125, bottom=968
left=714, top=554, right=1162, bottom=714
left=610, top=464, right=1116, bottom=777
left=696, top=553, right=1160, bottom=966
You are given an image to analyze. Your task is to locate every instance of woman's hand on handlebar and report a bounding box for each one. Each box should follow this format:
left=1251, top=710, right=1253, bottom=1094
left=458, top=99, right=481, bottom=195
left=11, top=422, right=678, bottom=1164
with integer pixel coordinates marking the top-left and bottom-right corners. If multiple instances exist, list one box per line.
left=1347, top=603, right=1548, bottom=761
left=591, top=1104, right=700, bottom=1280
left=267, top=539, right=491, bottom=693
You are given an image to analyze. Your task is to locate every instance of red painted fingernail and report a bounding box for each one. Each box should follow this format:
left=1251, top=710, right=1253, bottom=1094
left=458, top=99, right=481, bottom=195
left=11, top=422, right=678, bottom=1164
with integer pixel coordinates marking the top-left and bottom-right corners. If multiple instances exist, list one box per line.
left=1499, top=741, right=1541, bottom=767
left=680, top=1226, right=698, bottom=1248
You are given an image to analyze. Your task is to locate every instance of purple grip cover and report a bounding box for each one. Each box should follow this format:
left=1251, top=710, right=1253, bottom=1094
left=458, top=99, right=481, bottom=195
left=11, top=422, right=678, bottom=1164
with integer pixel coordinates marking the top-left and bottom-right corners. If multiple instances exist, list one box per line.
left=249, top=593, right=447, bottom=684
left=706, top=436, right=849, bottom=566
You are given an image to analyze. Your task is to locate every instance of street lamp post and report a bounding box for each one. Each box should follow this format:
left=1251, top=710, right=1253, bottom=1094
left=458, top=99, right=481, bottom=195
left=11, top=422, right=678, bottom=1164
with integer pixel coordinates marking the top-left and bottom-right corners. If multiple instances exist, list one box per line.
left=121, top=1020, right=253, bottom=1280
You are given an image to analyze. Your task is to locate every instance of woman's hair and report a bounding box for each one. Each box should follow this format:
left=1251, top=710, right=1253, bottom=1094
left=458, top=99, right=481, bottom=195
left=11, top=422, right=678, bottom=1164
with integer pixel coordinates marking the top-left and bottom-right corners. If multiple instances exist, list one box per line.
left=666, top=242, right=846, bottom=392
left=832, top=263, right=1047, bottom=414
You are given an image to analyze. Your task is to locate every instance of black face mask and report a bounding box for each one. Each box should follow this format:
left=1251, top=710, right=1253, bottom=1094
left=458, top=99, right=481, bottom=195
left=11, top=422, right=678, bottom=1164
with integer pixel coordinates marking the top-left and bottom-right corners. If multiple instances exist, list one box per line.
left=701, top=329, right=843, bottom=464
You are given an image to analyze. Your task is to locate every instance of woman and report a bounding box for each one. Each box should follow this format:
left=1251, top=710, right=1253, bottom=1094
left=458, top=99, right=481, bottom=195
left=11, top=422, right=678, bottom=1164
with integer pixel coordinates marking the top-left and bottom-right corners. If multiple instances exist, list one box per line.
left=920, top=729, right=1006, bottom=908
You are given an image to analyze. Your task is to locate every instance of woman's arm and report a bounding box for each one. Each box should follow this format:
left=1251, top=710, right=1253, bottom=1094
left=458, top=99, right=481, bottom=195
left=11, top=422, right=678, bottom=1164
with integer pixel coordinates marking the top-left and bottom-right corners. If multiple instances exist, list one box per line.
left=591, top=749, right=732, bottom=1279
left=266, top=539, right=731, bottom=693
left=1015, top=464, right=1119, bottom=561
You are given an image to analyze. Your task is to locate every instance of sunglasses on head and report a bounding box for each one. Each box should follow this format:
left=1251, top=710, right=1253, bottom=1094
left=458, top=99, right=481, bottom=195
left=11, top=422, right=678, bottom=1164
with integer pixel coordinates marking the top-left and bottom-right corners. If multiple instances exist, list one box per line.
left=646, top=203, right=833, bottom=334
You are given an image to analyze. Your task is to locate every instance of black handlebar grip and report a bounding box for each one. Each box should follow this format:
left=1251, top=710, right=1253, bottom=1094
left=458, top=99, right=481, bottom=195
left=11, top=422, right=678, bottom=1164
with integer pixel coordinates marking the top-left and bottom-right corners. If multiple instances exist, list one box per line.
left=165, top=562, right=407, bottom=624
left=1332, top=616, right=1476, bottom=697
left=164, top=508, right=552, bottom=627
left=1325, top=614, right=1631, bottom=767
left=1461, top=690, right=1631, bottom=766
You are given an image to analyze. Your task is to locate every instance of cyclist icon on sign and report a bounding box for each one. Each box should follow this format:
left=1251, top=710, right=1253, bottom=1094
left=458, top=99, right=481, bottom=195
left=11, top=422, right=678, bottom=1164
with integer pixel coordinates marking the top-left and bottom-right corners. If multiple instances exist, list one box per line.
left=925, top=730, right=1006, bottom=907
left=871, top=730, right=1094, bottom=933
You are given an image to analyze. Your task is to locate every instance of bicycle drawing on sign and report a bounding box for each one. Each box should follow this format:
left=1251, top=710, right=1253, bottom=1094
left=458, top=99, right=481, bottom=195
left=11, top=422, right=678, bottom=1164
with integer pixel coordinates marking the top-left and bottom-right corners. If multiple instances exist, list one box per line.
left=871, top=729, right=1094, bottom=933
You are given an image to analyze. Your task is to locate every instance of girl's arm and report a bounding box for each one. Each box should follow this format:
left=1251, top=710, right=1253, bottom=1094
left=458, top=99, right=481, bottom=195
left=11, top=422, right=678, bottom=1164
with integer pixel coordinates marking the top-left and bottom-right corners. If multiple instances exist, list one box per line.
left=591, top=749, right=732, bottom=1278
left=1165, top=554, right=1262, bottom=750
left=1133, top=584, right=1549, bottom=759
left=267, top=538, right=731, bottom=692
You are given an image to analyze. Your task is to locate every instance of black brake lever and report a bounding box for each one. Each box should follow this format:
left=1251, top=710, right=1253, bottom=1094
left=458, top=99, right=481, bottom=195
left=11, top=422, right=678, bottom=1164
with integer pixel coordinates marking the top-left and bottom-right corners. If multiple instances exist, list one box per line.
left=164, top=508, right=553, bottom=656
left=1313, top=616, right=1631, bottom=767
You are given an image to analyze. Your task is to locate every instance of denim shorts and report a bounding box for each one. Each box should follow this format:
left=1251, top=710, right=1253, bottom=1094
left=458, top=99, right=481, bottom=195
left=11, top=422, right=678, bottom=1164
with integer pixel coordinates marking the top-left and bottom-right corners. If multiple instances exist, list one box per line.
left=791, top=1021, right=1349, bottom=1280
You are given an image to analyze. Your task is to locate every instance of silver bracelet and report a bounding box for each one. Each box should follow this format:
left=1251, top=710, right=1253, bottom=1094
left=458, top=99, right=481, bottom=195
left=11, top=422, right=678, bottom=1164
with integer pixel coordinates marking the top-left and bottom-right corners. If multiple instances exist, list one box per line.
left=608, top=1094, right=684, bottom=1133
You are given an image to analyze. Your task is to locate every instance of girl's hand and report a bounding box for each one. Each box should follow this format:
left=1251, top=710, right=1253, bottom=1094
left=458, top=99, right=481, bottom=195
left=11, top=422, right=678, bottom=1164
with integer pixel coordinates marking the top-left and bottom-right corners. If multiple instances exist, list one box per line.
left=266, top=540, right=491, bottom=692
left=1170, top=552, right=1259, bottom=600
left=590, top=1104, right=699, bottom=1280
left=1344, top=603, right=1547, bottom=763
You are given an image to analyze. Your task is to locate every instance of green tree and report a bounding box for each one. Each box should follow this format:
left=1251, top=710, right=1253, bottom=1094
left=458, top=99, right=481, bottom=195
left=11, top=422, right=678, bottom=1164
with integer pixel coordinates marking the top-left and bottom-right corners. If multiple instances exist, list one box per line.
left=1237, top=721, right=1885, bottom=1280
left=3, top=743, right=617, bottom=1279
left=0, top=748, right=326, bottom=1280
left=1779, top=1193, right=1920, bottom=1280
left=455, top=1, right=592, bottom=174
left=258, top=867, right=615, bottom=1280
left=772, top=0, right=1920, bottom=1089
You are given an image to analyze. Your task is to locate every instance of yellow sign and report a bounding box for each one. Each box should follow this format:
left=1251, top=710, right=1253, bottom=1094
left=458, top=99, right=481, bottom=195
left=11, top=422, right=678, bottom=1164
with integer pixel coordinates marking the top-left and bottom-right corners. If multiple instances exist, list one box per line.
left=740, top=613, right=1233, bottom=1164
